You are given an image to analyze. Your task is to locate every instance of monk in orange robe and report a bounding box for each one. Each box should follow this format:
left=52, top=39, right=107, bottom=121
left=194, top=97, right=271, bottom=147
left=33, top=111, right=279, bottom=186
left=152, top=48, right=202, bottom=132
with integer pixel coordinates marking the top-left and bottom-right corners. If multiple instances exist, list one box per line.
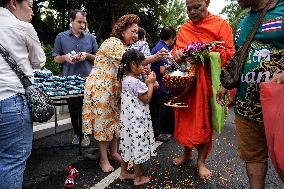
left=171, top=0, right=235, bottom=179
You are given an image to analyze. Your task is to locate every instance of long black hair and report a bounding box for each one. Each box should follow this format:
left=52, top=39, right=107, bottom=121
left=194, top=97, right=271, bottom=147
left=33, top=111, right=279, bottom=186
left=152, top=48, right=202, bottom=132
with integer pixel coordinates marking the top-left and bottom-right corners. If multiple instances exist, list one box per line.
left=117, top=48, right=145, bottom=81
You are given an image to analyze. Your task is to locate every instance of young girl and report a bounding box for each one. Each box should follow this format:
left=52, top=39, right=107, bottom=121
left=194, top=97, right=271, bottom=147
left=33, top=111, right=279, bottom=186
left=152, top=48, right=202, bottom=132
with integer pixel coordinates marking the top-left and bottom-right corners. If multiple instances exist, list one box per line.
left=117, top=49, right=157, bottom=185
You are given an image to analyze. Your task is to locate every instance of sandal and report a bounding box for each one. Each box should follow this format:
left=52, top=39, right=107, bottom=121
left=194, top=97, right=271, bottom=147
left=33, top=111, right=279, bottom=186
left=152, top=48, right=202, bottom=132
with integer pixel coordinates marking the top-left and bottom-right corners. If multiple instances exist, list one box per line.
left=66, top=166, right=79, bottom=177
left=64, top=175, right=75, bottom=188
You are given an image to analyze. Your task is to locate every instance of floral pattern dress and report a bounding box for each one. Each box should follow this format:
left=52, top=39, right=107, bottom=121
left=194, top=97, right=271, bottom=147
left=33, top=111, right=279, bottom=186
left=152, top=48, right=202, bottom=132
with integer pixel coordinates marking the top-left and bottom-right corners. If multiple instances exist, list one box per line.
left=119, top=76, right=156, bottom=164
left=82, top=37, right=126, bottom=141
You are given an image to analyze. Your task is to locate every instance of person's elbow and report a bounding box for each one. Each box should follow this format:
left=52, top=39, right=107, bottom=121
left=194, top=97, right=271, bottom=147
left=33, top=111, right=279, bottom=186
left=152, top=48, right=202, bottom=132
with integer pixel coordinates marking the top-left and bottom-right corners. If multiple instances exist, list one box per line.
left=31, top=53, right=46, bottom=69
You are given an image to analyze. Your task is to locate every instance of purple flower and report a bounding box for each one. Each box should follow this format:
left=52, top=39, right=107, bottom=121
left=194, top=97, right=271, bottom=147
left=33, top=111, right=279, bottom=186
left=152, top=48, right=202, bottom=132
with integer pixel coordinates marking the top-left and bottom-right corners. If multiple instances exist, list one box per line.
left=183, top=42, right=209, bottom=54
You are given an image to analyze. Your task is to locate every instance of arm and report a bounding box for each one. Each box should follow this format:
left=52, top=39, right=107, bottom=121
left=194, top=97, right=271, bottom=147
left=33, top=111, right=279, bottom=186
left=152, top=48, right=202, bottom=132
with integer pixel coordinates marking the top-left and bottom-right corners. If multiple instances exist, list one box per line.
left=142, top=54, right=159, bottom=66
left=54, top=54, right=72, bottom=64
left=142, top=50, right=168, bottom=66
left=52, top=34, right=73, bottom=64
left=79, top=52, right=96, bottom=62
left=138, top=83, right=154, bottom=104
left=25, top=23, right=46, bottom=68
left=139, top=71, right=156, bottom=104
left=216, top=86, right=228, bottom=105
left=79, top=35, right=98, bottom=62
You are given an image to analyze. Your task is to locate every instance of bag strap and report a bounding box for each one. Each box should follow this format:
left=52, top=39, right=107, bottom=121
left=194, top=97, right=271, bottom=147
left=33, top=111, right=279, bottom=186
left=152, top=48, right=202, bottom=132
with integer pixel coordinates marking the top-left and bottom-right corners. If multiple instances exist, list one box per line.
left=238, top=0, right=279, bottom=63
left=0, top=43, right=32, bottom=89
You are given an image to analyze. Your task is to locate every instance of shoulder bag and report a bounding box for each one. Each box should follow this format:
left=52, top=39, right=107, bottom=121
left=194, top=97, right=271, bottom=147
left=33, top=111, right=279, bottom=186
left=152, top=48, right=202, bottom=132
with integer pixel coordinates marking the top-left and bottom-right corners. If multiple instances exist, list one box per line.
left=0, top=43, right=55, bottom=123
left=221, top=0, right=278, bottom=90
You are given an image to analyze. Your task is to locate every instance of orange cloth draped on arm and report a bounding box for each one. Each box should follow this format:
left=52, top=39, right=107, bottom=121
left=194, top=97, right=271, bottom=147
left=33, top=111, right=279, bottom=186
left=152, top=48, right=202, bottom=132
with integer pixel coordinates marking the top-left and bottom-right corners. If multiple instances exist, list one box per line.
left=172, top=13, right=235, bottom=151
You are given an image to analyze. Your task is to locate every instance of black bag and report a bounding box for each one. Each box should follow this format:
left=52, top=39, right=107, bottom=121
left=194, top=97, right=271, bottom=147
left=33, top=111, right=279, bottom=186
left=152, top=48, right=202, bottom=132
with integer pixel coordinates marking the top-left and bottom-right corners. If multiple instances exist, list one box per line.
left=0, top=44, right=55, bottom=123
left=221, top=0, right=277, bottom=90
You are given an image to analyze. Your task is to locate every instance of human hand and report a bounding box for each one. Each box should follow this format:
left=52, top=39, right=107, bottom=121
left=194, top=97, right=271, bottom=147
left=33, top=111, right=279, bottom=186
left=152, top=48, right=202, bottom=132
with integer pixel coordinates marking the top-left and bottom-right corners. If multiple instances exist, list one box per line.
left=216, top=86, right=228, bottom=105
left=145, top=71, right=156, bottom=85
left=78, top=52, right=87, bottom=61
left=173, top=50, right=186, bottom=63
left=155, top=49, right=169, bottom=60
left=270, top=72, right=284, bottom=84
left=64, top=53, right=74, bottom=64
left=142, top=66, right=151, bottom=76
left=153, top=81, right=159, bottom=89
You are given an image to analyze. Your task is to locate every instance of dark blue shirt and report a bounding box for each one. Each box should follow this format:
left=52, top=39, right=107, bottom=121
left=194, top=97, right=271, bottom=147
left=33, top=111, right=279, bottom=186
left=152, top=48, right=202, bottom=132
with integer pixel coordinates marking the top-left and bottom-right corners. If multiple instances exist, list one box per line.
left=52, top=30, right=98, bottom=77
left=151, top=40, right=170, bottom=94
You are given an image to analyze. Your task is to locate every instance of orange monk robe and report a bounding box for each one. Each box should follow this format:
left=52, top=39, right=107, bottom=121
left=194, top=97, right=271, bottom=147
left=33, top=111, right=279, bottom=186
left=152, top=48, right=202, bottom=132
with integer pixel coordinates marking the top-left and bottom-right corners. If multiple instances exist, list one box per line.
left=172, top=13, right=235, bottom=152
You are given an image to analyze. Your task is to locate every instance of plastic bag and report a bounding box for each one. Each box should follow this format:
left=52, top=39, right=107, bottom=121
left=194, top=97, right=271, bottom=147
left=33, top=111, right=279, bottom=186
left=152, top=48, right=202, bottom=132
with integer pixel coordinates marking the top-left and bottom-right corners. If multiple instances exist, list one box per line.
left=260, top=82, right=284, bottom=182
left=210, top=52, right=227, bottom=134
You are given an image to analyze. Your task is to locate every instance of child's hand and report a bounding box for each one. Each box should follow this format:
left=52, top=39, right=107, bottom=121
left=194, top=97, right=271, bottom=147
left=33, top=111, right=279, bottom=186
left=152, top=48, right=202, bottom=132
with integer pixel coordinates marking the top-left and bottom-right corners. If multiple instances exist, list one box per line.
left=145, top=71, right=156, bottom=85
left=142, top=66, right=151, bottom=76
left=154, top=81, right=159, bottom=89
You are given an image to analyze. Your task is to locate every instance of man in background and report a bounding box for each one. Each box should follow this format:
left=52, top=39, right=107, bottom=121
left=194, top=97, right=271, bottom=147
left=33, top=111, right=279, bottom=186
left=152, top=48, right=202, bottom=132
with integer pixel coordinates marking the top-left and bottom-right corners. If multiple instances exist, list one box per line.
left=53, top=9, right=98, bottom=147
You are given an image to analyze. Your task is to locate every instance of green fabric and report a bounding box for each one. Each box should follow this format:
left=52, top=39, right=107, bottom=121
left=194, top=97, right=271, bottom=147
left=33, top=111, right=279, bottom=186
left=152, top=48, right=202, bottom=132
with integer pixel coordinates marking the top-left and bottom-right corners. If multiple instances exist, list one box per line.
left=210, top=52, right=227, bottom=134
left=234, top=1, right=284, bottom=122
left=236, top=1, right=284, bottom=49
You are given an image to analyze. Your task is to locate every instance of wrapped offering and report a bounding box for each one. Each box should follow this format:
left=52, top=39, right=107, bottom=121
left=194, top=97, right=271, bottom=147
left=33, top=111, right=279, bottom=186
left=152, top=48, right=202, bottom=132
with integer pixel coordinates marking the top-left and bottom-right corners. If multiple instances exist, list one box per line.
left=70, top=50, right=82, bottom=62
left=33, top=69, right=86, bottom=97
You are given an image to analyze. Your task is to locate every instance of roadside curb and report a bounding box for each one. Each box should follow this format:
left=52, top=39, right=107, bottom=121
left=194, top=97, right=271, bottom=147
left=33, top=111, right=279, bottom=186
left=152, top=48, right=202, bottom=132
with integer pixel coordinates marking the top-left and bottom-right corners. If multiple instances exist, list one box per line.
left=33, top=118, right=72, bottom=140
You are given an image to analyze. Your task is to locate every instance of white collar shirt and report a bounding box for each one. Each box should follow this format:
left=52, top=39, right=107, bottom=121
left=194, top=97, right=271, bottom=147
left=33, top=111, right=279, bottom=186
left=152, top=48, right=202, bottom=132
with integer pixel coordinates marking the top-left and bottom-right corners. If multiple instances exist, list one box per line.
left=0, top=7, right=46, bottom=101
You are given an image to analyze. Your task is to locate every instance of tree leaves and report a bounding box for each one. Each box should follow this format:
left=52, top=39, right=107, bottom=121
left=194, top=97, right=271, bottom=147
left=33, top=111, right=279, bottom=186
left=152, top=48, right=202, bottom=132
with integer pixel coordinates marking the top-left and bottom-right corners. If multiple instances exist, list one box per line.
left=32, top=0, right=169, bottom=46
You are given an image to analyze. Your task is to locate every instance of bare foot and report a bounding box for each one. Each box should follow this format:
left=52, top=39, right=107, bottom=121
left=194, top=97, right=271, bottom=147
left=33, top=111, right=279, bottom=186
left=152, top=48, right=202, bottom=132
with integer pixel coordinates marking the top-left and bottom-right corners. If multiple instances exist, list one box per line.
left=119, top=172, right=135, bottom=180
left=99, top=160, right=114, bottom=173
left=110, top=153, right=123, bottom=163
left=173, top=155, right=192, bottom=166
left=198, top=164, right=212, bottom=180
left=134, top=176, right=150, bottom=186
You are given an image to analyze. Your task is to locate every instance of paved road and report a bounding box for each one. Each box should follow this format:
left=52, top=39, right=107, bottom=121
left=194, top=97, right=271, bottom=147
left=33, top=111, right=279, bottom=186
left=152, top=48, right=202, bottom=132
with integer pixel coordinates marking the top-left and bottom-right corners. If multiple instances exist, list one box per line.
left=23, top=110, right=283, bottom=189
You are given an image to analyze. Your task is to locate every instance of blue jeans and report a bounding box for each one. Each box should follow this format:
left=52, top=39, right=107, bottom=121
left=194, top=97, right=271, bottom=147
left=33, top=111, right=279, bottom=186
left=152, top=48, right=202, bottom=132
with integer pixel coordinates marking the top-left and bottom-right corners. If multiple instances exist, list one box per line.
left=0, top=94, right=32, bottom=189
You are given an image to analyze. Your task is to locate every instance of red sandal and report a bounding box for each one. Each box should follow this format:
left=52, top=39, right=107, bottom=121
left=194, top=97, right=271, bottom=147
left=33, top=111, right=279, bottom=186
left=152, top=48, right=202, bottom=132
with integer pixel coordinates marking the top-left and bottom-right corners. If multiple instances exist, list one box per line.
left=66, top=166, right=79, bottom=177
left=64, top=175, right=75, bottom=188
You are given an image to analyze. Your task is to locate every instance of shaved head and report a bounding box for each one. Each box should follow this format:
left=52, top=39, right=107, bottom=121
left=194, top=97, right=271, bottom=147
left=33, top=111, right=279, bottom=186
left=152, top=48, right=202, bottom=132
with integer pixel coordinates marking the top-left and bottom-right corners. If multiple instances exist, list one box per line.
left=186, top=0, right=210, bottom=23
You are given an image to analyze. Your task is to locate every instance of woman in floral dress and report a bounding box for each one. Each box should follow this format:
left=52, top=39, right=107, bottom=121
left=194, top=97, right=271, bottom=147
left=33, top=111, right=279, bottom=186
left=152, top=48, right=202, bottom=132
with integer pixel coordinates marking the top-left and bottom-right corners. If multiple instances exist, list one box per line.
left=82, top=14, right=140, bottom=172
left=82, top=14, right=165, bottom=173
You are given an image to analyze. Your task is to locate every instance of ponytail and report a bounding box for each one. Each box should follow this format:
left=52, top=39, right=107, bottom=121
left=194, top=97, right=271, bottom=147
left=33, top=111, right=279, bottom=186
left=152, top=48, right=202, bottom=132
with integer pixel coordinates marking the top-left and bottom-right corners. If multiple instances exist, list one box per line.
left=117, top=62, right=126, bottom=81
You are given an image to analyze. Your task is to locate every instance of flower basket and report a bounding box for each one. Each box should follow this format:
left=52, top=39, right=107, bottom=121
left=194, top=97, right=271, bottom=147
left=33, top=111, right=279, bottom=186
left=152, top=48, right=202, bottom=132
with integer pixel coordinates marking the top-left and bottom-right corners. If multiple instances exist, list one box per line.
left=162, top=42, right=220, bottom=107
left=163, top=63, right=198, bottom=107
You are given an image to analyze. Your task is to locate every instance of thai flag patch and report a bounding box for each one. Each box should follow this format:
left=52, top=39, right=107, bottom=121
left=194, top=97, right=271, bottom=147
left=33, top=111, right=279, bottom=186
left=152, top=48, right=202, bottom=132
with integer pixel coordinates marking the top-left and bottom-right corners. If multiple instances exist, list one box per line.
left=262, top=17, right=283, bottom=33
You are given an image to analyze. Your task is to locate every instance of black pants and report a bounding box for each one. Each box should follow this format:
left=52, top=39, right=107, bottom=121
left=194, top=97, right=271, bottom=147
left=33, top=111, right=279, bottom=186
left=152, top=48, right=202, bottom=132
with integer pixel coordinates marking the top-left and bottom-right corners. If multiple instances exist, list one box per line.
left=149, top=93, right=166, bottom=137
left=66, top=96, right=83, bottom=136
left=162, top=105, right=175, bottom=135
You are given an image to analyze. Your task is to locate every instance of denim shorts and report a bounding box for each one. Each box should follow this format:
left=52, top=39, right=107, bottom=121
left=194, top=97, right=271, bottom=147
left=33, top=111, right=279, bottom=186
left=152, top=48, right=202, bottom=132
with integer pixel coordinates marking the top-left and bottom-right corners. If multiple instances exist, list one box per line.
left=0, top=94, right=32, bottom=189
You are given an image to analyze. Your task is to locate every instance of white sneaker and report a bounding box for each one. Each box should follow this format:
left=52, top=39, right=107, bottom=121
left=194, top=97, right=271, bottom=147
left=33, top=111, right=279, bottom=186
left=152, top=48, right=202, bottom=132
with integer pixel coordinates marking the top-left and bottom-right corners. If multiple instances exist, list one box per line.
left=72, top=135, right=79, bottom=145
left=81, top=135, right=90, bottom=147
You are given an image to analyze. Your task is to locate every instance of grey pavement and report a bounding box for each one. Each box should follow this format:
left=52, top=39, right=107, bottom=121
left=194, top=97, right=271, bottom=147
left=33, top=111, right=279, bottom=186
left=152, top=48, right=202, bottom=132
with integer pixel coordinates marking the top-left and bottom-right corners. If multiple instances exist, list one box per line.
left=23, top=109, right=284, bottom=189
